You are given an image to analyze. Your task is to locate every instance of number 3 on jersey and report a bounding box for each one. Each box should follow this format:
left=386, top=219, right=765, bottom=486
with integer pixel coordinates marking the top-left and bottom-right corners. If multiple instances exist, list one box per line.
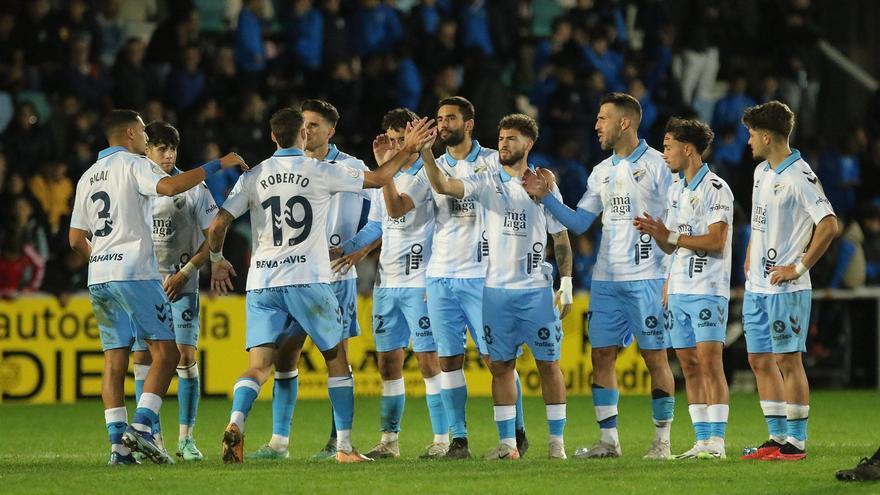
left=262, top=195, right=313, bottom=246
left=91, top=191, right=113, bottom=237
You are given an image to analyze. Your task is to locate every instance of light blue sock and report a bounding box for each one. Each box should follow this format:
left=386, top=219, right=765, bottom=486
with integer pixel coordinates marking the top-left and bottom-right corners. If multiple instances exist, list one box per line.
left=328, top=376, right=354, bottom=431
left=132, top=392, right=162, bottom=438
left=547, top=403, right=566, bottom=439
left=380, top=379, right=406, bottom=433
left=695, top=422, right=711, bottom=441
left=440, top=369, right=468, bottom=439
left=104, top=406, right=128, bottom=452
left=651, top=396, right=675, bottom=425
left=514, top=370, right=525, bottom=431
left=786, top=404, right=809, bottom=449
left=494, top=405, right=517, bottom=445
left=761, top=400, right=788, bottom=442
left=424, top=375, right=448, bottom=437
left=272, top=371, right=299, bottom=437
left=230, top=378, right=261, bottom=430
left=177, top=364, right=199, bottom=431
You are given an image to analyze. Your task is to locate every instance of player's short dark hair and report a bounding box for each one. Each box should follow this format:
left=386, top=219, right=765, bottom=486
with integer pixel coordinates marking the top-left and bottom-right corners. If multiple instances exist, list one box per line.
left=270, top=107, right=304, bottom=148
left=742, top=100, right=795, bottom=139
left=599, top=92, right=642, bottom=121
left=665, top=117, right=714, bottom=154
left=437, top=96, right=475, bottom=122
left=498, top=113, right=539, bottom=142
left=381, top=108, right=419, bottom=132
left=300, top=99, right=340, bottom=126
left=102, top=109, right=141, bottom=138
left=145, top=121, right=180, bottom=148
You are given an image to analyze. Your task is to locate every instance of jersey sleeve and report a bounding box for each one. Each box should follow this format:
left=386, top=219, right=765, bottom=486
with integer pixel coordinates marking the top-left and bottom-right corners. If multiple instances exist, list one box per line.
left=69, top=179, right=90, bottom=231
left=132, top=157, right=169, bottom=197
left=576, top=168, right=604, bottom=214
left=325, top=162, right=366, bottom=194
left=706, top=180, right=734, bottom=226
left=367, top=190, right=386, bottom=223
left=545, top=186, right=567, bottom=234
left=396, top=171, right=433, bottom=206
left=222, top=174, right=251, bottom=219
left=796, top=172, right=836, bottom=224
left=196, top=184, right=220, bottom=230
left=460, top=172, right=493, bottom=202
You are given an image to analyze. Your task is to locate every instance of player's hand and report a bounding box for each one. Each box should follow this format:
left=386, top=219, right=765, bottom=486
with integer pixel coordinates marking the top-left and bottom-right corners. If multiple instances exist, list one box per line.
left=555, top=276, right=573, bottom=319
left=331, top=248, right=370, bottom=275
left=211, top=258, right=237, bottom=295
left=769, top=264, right=799, bottom=285
left=219, top=152, right=249, bottom=171
left=662, top=278, right=669, bottom=309
left=404, top=117, right=436, bottom=154
left=634, top=213, right=671, bottom=242
left=329, top=246, right=343, bottom=261
left=163, top=271, right=189, bottom=301
left=522, top=167, right=552, bottom=199
left=372, top=134, right=396, bottom=166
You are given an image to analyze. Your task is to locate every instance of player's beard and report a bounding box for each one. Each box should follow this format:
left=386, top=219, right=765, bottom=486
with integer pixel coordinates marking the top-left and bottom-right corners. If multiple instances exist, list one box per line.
left=440, top=127, right=466, bottom=146
left=499, top=149, right=525, bottom=166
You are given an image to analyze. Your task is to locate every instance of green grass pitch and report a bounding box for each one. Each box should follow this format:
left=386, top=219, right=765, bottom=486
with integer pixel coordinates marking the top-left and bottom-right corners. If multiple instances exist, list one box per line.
left=1, top=391, right=878, bottom=494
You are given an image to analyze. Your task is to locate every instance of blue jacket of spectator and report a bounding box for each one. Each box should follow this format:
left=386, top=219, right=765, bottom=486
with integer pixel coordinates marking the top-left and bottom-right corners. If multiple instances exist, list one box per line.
left=396, top=57, right=423, bottom=111
left=352, top=4, right=402, bottom=57
left=460, top=1, right=494, bottom=56
left=167, top=68, right=206, bottom=112
left=582, top=46, right=624, bottom=92
left=235, top=7, right=265, bottom=72
left=288, top=7, right=323, bottom=70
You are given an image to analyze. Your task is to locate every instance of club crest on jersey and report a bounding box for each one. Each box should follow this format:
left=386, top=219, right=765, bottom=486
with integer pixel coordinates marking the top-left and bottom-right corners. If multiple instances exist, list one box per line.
left=475, top=165, right=487, bottom=173
left=773, top=183, right=786, bottom=195
left=689, top=196, right=699, bottom=209
left=173, top=196, right=186, bottom=209
left=347, top=168, right=361, bottom=178
left=632, top=168, right=646, bottom=182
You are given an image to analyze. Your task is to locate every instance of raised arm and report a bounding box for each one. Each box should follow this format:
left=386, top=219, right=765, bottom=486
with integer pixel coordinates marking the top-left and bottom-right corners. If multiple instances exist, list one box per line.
left=523, top=168, right=597, bottom=235
left=420, top=143, right=464, bottom=199
left=156, top=153, right=247, bottom=197
left=363, top=118, right=436, bottom=189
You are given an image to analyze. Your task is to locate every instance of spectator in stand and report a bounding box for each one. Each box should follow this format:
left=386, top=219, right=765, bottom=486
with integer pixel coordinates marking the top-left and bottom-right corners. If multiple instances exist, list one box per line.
left=27, top=160, right=73, bottom=236
left=12, top=0, right=54, bottom=68
left=392, top=45, right=422, bottom=112
left=757, top=75, right=784, bottom=104
left=166, top=44, right=207, bottom=113
left=96, top=0, right=127, bottom=67
left=226, top=91, right=269, bottom=166
left=62, top=35, right=111, bottom=108
left=535, top=17, right=573, bottom=76
left=629, top=78, right=657, bottom=139
left=3, top=102, right=55, bottom=176
left=818, top=129, right=865, bottom=218
left=111, top=37, right=156, bottom=111
left=145, top=5, right=200, bottom=74
left=0, top=196, right=46, bottom=297
left=320, top=0, right=351, bottom=67
left=811, top=217, right=865, bottom=290
left=41, top=249, right=88, bottom=306
left=460, top=0, right=494, bottom=57
left=286, top=0, right=323, bottom=75
left=863, top=206, right=880, bottom=286
left=711, top=74, right=754, bottom=143
left=352, top=0, right=403, bottom=58
left=234, top=0, right=267, bottom=86
left=573, top=233, right=598, bottom=291
left=47, top=0, right=102, bottom=64
left=677, top=0, right=721, bottom=121
left=581, top=26, right=624, bottom=92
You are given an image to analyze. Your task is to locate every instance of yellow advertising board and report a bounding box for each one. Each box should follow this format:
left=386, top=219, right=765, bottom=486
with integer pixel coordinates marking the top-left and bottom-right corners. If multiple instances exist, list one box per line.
left=0, top=293, right=651, bottom=404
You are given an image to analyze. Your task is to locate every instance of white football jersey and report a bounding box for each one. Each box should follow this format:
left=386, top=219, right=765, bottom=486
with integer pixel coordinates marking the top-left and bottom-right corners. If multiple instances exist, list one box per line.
left=70, top=146, right=168, bottom=285
left=746, top=150, right=836, bottom=294
left=151, top=168, right=218, bottom=293
left=461, top=166, right=567, bottom=289
left=577, top=140, right=672, bottom=282
left=222, top=148, right=365, bottom=290
left=322, top=144, right=370, bottom=283
left=427, top=140, right=500, bottom=279
left=371, top=159, right=435, bottom=288
left=665, top=165, right=733, bottom=298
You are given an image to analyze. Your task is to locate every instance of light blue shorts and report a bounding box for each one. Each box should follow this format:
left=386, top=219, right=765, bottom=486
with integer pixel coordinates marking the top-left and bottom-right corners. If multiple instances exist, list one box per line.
left=372, top=287, right=437, bottom=353
left=667, top=294, right=728, bottom=349
left=132, top=292, right=200, bottom=352
left=88, top=280, right=175, bottom=352
left=587, top=279, right=668, bottom=350
left=743, top=290, right=811, bottom=354
left=331, top=278, right=361, bottom=339
left=482, top=286, right=562, bottom=362
left=245, top=284, right=343, bottom=351
left=426, top=277, right=488, bottom=357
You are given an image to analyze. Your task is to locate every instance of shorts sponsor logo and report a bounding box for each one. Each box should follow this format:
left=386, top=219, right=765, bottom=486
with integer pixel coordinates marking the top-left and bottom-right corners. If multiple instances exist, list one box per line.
left=773, top=320, right=785, bottom=333
left=699, top=308, right=712, bottom=321
left=538, top=327, right=550, bottom=340
left=181, top=309, right=194, bottom=322
left=418, top=316, right=430, bottom=329
left=645, top=316, right=658, bottom=329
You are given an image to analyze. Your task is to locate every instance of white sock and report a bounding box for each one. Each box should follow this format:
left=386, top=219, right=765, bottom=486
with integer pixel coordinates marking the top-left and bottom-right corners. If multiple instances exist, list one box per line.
left=269, top=434, right=289, bottom=451
left=434, top=433, right=449, bottom=444
left=381, top=431, right=399, bottom=443
left=111, top=444, right=132, bottom=455
left=179, top=424, right=193, bottom=440
left=760, top=400, right=788, bottom=444
left=230, top=411, right=246, bottom=434
left=600, top=427, right=620, bottom=446
left=133, top=364, right=150, bottom=381
left=337, top=429, right=352, bottom=452
left=654, top=424, right=671, bottom=443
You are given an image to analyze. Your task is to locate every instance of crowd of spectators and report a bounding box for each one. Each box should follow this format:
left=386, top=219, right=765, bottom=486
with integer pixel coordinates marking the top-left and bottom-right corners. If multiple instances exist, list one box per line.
left=1, top=0, right=879, bottom=302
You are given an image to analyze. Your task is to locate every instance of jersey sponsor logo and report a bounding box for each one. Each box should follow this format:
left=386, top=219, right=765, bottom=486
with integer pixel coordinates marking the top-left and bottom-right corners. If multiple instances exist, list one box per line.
left=816, top=197, right=831, bottom=207
left=645, top=316, right=658, bottom=329
left=696, top=307, right=717, bottom=328
left=450, top=198, right=477, bottom=217
left=752, top=205, right=767, bottom=232
left=503, top=209, right=527, bottom=235
left=387, top=214, right=407, bottom=227
left=634, top=234, right=652, bottom=265
left=609, top=195, right=632, bottom=218
left=206, top=204, right=218, bottom=214
left=762, top=248, right=777, bottom=278
left=89, top=253, right=124, bottom=263
left=255, top=255, right=308, bottom=268
left=405, top=244, right=424, bottom=274
left=688, top=251, right=708, bottom=278
left=259, top=173, right=310, bottom=190
left=477, top=231, right=489, bottom=262
left=710, top=203, right=730, bottom=212
left=153, top=218, right=173, bottom=238
left=538, top=327, right=550, bottom=340
left=526, top=242, right=544, bottom=274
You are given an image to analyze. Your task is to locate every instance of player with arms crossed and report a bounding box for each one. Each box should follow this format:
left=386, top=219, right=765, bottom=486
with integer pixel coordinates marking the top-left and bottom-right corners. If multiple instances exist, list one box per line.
left=428, top=97, right=528, bottom=458
left=68, top=109, right=246, bottom=465
left=129, top=121, right=225, bottom=461
left=523, top=93, right=676, bottom=459
left=633, top=118, right=733, bottom=459
left=207, top=108, right=435, bottom=464
left=334, top=108, right=449, bottom=459
left=422, top=113, right=573, bottom=460
left=739, top=101, right=837, bottom=461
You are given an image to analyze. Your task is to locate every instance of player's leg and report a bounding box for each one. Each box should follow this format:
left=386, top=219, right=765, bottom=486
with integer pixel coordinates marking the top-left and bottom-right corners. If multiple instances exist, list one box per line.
left=694, top=295, right=729, bottom=459
left=248, top=332, right=305, bottom=460
left=120, top=281, right=179, bottom=464
left=172, top=292, right=202, bottom=460
left=223, top=345, right=276, bottom=464
left=741, top=291, right=787, bottom=459
left=576, top=281, right=628, bottom=458
left=482, top=287, right=521, bottom=460
left=129, top=343, right=162, bottom=453
left=765, top=291, right=811, bottom=461
left=427, top=277, right=472, bottom=457
left=406, top=290, right=449, bottom=458
left=667, top=295, right=708, bottom=459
